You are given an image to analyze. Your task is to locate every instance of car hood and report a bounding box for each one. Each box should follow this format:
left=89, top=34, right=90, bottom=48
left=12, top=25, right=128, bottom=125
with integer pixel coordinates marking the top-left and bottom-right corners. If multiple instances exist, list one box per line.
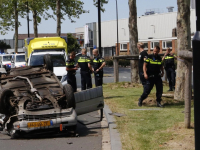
left=15, top=62, right=26, bottom=67
left=53, top=67, right=67, bottom=77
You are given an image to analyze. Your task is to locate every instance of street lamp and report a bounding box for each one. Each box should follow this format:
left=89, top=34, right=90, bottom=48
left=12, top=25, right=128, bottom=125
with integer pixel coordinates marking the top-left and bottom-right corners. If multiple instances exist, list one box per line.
left=98, top=0, right=102, bottom=56
left=116, top=0, right=119, bottom=56
left=27, top=1, right=30, bottom=38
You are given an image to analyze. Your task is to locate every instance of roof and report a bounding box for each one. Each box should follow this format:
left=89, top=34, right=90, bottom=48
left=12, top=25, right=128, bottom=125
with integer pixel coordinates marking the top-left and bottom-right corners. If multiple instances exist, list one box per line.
left=16, top=33, right=76, bottom=40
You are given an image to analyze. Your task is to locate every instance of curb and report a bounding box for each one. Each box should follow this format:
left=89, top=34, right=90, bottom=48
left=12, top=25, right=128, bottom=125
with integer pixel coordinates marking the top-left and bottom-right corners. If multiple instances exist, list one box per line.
left=103, top=104, right=122, bottom=150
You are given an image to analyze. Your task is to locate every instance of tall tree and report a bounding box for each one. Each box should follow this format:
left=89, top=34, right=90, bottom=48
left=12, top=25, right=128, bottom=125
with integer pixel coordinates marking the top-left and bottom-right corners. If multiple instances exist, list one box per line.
left=25, top=0, right=53, bottom=37
left=174, top=0, right=191, bottom=100
left=0, top=0, right=26, bottom=52
left=128, top=0, right=139, bottom=83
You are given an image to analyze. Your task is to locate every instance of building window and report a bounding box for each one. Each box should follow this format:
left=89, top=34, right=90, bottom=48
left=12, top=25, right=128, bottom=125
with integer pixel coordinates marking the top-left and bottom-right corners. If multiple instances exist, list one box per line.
left=151, top=41, right=159, bottom=49
left=120, top=43, right=127, bottom=51
left=143, top=42, right=148, bottom=50
left=163, top=41, right=172, bottom=48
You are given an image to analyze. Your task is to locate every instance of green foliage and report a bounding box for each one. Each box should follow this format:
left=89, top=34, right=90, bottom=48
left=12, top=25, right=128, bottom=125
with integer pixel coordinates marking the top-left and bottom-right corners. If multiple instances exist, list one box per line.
left=93, top=0, right=109, bottom=12
left=0, top=41, right=11, bottom=49
left=67, top=33, right=80, bottom=53
left=0, top=0, right=27, bottom=35
left=49, top=0, right=88, bottom=23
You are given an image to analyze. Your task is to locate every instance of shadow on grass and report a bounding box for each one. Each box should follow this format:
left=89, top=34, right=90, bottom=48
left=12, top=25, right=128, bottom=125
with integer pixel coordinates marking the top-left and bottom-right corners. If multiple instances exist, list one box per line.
left=104, top=96, right=124, bottom=99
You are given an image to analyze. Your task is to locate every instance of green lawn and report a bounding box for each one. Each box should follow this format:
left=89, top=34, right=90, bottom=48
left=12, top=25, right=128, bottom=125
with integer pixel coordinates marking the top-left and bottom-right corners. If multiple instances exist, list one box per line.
left=103, top=82, right=194, bottom=150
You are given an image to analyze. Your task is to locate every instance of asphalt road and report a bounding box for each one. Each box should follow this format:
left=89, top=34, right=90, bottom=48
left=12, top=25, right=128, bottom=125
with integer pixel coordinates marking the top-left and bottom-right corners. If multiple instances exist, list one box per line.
left=76, top=67, right=131, bottom=88
left=0, top=111, right=102, bottom=150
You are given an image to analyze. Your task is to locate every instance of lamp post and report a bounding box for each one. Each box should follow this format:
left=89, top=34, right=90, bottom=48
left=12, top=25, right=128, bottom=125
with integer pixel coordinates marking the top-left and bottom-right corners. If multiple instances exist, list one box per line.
left=27, top=1, right=30, bottom=38
left=116, top=0, right=119, bottom=55
left=98, top=0, right=102, bottom=56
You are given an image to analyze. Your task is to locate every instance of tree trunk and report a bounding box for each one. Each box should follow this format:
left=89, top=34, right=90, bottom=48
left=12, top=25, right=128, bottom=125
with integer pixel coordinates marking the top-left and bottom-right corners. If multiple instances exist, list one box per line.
left=174, top=0, right=191, bottom=100
left=14, top=0, right=18, bottom=53
left=33, top=10, right=38, bottom=37
left=128, top=0, right=139, bottom=83
left=56, top=0, right=61, bottom=36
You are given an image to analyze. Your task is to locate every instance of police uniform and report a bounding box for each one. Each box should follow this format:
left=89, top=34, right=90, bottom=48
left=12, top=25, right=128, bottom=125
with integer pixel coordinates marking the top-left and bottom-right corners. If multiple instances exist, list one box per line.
left=139, top=54, right=163, bottom=105
left=93, top=56, right=105, bottom=87
left=139, top=50, right=148, bottom=85
left=78, top=55, right=92, bottom=90
left=163, top=54, right=176, bottom=91
left=66, top=59, right=77, bottom=92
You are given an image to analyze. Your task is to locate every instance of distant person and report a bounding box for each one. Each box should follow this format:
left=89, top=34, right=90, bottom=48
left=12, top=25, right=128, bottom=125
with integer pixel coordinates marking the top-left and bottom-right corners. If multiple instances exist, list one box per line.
left=92, top=49, right=106, bottom=87
left=162, top=48, right=177, bottom=91
left=77, top=49, right=93, bottom=90
left=138, top=46, right=164, bottom=107
left=66, top=51, right=78, bottom=92
left=138, top=42, right=148, bottom=86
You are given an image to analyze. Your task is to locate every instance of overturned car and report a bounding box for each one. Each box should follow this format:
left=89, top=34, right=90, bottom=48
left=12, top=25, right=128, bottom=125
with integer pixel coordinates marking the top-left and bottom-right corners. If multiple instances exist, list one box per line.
left=0, top=55, right=104, bottom=138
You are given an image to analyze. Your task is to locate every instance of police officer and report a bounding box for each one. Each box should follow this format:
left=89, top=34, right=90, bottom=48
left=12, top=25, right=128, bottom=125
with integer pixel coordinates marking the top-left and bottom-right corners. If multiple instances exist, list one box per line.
left=138, top=46, right=164, bottom=107
left=162, top=48, right=177, bottom=91
left=138, top=42, right=148, bottom=86
left=77, top=49, right=93, bottom=90
left=92, top=49, right=106, bottom=87
left=66, top=51, right=78, bottom=92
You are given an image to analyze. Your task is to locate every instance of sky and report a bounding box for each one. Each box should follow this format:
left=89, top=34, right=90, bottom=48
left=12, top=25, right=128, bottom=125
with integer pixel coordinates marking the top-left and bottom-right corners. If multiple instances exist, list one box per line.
left=0, top=0, right=178, bottom=39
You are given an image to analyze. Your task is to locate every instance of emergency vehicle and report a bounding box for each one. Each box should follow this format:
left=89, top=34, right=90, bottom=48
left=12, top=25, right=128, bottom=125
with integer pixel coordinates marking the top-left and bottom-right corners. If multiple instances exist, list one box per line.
left=24, top=37, right=68, bottom=80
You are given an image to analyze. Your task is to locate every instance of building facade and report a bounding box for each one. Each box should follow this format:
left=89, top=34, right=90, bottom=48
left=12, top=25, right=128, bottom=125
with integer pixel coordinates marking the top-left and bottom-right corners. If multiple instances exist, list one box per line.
left=75, top=9, right=196, bottom=58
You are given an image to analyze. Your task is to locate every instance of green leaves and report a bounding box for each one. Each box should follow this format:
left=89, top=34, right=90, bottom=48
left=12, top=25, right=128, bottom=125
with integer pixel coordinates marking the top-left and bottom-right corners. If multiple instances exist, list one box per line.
left=67, top=33, right=80, bottom=53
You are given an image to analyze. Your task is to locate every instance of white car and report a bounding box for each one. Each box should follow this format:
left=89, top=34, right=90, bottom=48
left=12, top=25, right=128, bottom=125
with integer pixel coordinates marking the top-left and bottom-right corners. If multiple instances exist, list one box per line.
left=11, top=53, right=26, bottom=68
left=0, top=54, right=13, bottom=69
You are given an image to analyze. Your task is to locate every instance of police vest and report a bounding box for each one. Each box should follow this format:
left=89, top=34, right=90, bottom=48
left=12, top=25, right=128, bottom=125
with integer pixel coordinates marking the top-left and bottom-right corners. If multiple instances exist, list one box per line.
left=66, top=59, right=76, bottom=74
left=145, top=55, right=162, bottom=76
left=164, top=54, right=175, bottom=68
left=93, top=57, right=105, bottom=71
left=77, top=55, right=91, bottom=72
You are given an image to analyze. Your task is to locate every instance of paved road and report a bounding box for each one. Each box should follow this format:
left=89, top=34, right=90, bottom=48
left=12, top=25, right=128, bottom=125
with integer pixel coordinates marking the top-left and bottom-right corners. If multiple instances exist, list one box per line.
left=76, top=67, right=131, bottom=88
left=0, top=111, right=102, bottom=150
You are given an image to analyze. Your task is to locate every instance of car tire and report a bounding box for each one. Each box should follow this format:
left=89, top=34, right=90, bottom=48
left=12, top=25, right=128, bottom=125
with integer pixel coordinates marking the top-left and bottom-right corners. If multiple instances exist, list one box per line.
left=63, top=84, right=76, bottom=109
left=44, top=54, right=53, bottom=72
left=0, top=89, right=14, bottom=114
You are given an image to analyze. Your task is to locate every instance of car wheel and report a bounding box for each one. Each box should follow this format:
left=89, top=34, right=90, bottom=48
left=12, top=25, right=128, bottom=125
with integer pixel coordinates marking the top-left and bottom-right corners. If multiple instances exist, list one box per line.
left=44, top=54, right=53, bottom=72
left=63, top=84, right=76, bottom=109
left=0, top=89, right=14, bottom=114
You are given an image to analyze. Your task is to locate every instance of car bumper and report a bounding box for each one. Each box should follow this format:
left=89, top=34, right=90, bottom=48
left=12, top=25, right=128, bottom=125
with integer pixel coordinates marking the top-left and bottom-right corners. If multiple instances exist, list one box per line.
left=12, top=108, right=77, bottom=132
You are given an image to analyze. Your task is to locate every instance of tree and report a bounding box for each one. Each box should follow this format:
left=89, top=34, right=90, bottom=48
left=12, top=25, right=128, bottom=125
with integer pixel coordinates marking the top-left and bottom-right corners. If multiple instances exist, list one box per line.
left=0, top=41, right=11, bottom=49
left=67, top=33, right=80, bottom=53
left=174, top=0, right=191, bottom=101
left=52, top=0, right=108, bottom=36
left=25, top=0, right=53, bottom=37
left=128, top=0, right=139, bottom=83
left=0, top=0, right=26, bottom=52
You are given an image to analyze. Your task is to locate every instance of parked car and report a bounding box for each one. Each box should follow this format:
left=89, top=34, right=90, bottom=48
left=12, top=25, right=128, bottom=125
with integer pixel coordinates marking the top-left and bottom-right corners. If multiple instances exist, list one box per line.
left=11, top=53, right=26, bottom=68
left=0, top=54, right=12, bottom=70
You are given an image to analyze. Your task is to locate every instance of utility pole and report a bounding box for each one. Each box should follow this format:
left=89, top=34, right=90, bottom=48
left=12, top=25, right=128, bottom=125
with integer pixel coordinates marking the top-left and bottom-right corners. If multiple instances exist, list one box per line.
left=27, top=1, right=30, bottom=38
left=193, top=0, right=200, bottom=149
left=114, top=0, right=119, bottom=82
left=98, top=0, right=102, bottom=56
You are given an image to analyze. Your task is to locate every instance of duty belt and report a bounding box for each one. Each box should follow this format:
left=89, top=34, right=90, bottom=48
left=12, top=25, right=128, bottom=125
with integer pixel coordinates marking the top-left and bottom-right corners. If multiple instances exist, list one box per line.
left=149, top=74, right=161, bottom=78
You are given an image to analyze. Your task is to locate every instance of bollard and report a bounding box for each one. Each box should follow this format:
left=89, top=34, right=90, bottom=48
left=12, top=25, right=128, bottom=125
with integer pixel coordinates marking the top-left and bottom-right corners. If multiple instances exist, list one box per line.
left=193, top=31, right=200, bottom=150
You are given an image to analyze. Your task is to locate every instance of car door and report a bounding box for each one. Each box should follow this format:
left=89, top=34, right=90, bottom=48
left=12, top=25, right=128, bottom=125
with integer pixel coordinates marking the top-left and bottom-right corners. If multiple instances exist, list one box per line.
left=74, top=86, right=104, bottom=116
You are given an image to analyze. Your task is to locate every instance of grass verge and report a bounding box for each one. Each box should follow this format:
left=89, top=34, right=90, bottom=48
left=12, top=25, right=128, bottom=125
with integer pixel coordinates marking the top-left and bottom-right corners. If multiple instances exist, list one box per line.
left=103, top=82, right=194, bottom=150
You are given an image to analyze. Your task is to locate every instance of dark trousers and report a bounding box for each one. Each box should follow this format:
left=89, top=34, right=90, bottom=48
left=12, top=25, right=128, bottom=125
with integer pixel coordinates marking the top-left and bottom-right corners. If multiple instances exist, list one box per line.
left=81, top=71, right=92, bottom=90
left=94, top=71, right=103, bottom=87
left=165, top=67, right=176, bottom=90
left=139, top=72, right=146, bottom=86
left=67, top=74, right=77, bottom=92
left=140, top=76, right=163, bottom=102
